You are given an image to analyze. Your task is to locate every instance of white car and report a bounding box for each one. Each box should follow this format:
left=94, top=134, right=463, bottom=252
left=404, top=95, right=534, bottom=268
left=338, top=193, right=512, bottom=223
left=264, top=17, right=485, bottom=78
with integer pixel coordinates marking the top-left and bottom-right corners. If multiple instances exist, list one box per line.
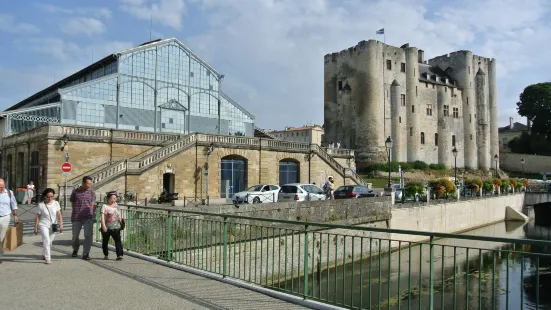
left=233, top=184, right=280, bottom=204
left=278, top=183, right=326, bottom=202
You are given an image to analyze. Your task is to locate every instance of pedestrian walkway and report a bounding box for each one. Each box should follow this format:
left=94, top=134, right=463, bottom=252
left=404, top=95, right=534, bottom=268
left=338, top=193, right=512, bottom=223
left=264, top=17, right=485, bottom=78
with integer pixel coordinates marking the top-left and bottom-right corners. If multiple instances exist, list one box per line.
left=1, top=231, right=309, bottom=310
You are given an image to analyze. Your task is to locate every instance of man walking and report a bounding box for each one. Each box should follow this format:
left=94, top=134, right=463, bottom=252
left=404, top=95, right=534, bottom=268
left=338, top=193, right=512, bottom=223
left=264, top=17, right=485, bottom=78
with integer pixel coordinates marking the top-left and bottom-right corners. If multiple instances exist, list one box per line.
left=70, top=176, right=95, bottom=260
left=0, top=179, right=17, bottom=264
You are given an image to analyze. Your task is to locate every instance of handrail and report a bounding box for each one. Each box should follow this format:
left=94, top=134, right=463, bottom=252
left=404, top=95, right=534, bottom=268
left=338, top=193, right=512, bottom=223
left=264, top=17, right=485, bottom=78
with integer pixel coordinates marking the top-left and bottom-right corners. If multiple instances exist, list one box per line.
left=115, top=202, right=550, bottom=246
left=135, top=134, right=197, bottom=170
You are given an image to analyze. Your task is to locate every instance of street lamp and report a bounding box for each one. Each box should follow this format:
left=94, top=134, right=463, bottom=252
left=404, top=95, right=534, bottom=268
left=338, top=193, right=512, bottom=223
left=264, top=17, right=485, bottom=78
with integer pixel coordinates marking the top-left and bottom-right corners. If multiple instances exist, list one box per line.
left=494, top=154, right=499, bottom=178
left=452, top=147, right=458, bottom=186
left=385, top=136, right=393, bottom=188
left=61, top=134, right=69, bottom=151
left=521, top=158, right=525, bottom=178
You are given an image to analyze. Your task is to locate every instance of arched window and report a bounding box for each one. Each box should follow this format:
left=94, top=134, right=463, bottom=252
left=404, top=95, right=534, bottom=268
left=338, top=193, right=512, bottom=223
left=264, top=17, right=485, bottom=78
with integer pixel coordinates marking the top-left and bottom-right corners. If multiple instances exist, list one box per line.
left=279, top=160, right=300, bottom=186
left=435, top=133, right=438, bottom=146
left=452, top=135, right=456, bottom=147
left=29, top=151, right=40, bottom=192
left=220, top=155, right=247, bottom=198
left=421, top=132, right=425, bottom=145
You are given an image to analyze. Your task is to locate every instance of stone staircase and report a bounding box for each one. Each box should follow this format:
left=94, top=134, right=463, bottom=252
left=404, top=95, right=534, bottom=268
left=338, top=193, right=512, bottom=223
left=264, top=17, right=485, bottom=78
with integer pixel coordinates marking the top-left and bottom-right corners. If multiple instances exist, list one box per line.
left=62, top=132, right=364, bottom=194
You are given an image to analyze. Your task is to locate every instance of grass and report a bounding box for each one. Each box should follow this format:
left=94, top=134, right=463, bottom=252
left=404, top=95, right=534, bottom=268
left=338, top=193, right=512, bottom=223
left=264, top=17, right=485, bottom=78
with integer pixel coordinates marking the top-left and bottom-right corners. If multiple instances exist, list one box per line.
left=362, top=177, right=401, bottom=188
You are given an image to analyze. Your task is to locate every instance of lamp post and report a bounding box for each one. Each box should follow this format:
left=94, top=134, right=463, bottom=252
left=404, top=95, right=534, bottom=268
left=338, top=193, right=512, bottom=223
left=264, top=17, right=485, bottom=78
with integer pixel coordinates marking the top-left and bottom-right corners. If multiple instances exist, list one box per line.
left=452, top=147, right=458, bottom=186
left=521, top=158, right=525, bottom=178
left=494, top=154, right=499, bottom=178
left=385, top=136, right=393, bottom=188
left=205, top=143, right=214, bottom=205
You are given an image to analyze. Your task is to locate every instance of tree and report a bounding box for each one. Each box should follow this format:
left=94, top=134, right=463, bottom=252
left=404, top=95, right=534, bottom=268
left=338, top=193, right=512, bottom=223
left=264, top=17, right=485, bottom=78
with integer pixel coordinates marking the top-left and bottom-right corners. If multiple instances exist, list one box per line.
left=517, top=83, right=551, bottom=141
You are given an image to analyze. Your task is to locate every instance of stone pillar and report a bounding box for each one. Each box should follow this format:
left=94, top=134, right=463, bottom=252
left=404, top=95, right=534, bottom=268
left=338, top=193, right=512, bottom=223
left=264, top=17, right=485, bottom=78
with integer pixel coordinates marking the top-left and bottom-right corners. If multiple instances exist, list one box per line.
left=391, top=80, right=405, bottom=162
left=355, top=40, right=386, bottom=163
left=437, top=85, right=452, bottom=167
left=405, top=46, right=420, bottom=162
left=476, top=69, right=490, bottom=170
left=488, top=59, right=499, bottom=169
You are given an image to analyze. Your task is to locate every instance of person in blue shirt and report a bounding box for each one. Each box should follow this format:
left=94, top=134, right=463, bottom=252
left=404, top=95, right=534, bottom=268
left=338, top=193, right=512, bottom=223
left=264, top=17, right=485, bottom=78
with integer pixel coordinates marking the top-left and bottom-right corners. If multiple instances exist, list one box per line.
left=0, top=179, right=18, bottom=264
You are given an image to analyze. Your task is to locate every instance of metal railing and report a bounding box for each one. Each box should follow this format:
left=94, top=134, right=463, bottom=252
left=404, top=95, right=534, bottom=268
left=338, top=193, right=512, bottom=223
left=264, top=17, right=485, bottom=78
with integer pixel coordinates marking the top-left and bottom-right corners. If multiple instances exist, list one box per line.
left=95, top=204, right=549, bottom=310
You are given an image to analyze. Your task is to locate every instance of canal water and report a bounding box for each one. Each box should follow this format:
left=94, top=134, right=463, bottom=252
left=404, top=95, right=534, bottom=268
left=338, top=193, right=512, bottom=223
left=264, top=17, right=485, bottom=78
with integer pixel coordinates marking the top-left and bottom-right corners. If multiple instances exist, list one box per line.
left=285, top=206, right=551, bottom=309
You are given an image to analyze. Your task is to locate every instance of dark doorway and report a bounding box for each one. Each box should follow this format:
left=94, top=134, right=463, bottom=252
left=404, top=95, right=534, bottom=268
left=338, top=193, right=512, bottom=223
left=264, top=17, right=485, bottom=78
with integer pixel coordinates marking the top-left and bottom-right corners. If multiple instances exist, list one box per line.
left=163, top=173, right=175, bottom=193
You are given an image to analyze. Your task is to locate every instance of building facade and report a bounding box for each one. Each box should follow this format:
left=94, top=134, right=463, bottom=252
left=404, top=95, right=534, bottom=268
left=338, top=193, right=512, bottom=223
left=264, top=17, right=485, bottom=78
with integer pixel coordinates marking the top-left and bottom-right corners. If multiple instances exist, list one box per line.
left=499, top=117, right=529, bottom=151
left=268, top=125, right=324, bottom=145
left=323, top=40, right=499, bottom=169
left=0, top=38, right=254, bottom=139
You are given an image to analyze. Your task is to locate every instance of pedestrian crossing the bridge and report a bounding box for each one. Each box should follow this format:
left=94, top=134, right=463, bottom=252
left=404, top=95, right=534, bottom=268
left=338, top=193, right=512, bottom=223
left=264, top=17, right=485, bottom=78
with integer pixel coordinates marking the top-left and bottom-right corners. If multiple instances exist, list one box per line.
left=10, top=204, right=74, bottom=236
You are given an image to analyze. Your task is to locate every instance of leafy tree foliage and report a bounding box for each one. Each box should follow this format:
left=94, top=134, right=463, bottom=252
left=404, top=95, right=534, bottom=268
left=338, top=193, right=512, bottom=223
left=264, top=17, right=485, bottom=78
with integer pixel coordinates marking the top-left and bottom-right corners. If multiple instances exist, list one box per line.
left=517, top=82, right=551, bottom=140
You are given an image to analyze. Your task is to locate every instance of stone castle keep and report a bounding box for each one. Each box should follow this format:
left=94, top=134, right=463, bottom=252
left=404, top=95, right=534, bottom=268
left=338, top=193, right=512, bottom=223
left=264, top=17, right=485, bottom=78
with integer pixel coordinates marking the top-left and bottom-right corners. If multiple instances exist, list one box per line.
left=323, top=40, right=499, bottom=169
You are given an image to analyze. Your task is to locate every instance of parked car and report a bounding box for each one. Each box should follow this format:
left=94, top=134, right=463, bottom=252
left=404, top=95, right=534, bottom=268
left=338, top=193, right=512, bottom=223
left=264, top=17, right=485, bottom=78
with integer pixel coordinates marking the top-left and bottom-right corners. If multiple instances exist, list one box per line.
left=233, top=184, right=281, bottom=204
left=278, top=183, right=326, bottom=202
left=334, top=185, right=376, bottom=199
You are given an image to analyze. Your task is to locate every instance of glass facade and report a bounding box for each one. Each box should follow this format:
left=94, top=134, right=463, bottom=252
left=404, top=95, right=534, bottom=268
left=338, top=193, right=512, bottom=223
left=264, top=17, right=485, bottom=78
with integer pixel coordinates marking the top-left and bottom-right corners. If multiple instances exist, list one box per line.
left=279, top=161, right=300, bottom=186
left=220, top=157, right=247, bottom=198
left=4, top=38, right=254, bottom=137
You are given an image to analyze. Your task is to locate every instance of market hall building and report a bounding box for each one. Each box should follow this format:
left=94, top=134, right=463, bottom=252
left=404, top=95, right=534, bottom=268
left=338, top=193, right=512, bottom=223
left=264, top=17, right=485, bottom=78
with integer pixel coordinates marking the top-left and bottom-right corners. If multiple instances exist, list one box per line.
left=0, top=38, right=360, bottom=202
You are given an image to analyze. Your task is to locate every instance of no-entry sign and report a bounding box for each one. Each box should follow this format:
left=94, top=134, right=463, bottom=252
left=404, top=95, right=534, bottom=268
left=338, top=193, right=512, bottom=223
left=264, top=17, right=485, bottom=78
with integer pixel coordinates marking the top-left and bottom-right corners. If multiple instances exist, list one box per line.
left=61, top=162, right=72, bottom=173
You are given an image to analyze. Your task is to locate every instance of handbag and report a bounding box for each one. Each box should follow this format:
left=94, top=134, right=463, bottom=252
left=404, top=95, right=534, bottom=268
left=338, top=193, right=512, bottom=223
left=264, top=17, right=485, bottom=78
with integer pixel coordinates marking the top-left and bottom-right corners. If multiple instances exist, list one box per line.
left=120, top=218, right=125, bottom=231
left=44, top=202, right=59, bottom=233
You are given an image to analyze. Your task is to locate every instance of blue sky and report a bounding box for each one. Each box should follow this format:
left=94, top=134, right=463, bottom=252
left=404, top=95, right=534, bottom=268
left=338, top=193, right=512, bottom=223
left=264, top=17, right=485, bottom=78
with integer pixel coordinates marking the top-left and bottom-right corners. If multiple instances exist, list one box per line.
left=1, top=0, right=550, bottom=129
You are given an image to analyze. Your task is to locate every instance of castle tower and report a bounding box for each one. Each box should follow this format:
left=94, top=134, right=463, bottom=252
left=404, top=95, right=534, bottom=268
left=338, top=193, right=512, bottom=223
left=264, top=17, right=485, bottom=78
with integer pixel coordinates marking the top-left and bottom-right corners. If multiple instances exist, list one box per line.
left=405, top=47, right=420, bottom=162
left=323, top=53, right=339, bottom=145
left=455, top=51, right=477, bottom=168
left=488, top=59, right=499, bottom=169
left=476, top=68, right=490, bottom=170
left=390, top=80, right=406, bottom=161
left=354, top=40, right=386, bottom=163
left=437, top=85, right=452, bottom=167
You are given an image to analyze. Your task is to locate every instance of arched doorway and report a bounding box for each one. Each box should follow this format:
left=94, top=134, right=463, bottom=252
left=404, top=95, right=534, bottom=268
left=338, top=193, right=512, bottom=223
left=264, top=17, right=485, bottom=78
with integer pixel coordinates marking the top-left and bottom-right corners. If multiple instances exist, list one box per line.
left=163, top=173, right=175, bottom=193
left=279, top=159, right=300, bottom=186
left=220, top=155, right=247, bottom=198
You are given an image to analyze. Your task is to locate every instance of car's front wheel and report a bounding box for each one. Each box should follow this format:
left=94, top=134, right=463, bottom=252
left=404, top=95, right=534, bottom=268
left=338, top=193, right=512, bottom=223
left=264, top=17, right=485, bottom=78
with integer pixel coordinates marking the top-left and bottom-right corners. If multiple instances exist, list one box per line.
left=253, top=196, right=261, bottom=204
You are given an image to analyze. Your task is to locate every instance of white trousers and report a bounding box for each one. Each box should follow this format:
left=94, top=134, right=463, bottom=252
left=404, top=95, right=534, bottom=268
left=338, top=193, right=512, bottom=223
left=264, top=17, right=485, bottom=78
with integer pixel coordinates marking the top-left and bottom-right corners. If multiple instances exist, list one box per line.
left=0, top=215, right=10, bottom=257
left=39, top=225, right=56, bottom=260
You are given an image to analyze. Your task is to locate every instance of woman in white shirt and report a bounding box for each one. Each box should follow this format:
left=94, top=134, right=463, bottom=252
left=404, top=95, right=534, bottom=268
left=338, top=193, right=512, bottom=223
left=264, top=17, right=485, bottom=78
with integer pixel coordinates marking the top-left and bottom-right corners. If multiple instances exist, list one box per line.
left=33, top=188, right=63, bottom=264
left=100, top=191, right=124, bottom=260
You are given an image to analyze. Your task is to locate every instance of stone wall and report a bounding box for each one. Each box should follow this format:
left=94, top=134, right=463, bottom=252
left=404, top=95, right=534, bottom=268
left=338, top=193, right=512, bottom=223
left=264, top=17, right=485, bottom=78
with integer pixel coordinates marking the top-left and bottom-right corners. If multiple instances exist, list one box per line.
left=500, top=152, right=551, bottom=174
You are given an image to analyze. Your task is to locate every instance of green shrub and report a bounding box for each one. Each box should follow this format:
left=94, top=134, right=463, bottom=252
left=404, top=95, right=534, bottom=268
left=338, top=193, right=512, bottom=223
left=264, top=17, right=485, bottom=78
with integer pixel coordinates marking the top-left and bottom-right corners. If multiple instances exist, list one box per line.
left=483, top=180, right=494, bottom=192
left=501, top=179, right=510, bottom=191
left=404, top=181, right=425, bottom=198
left=427, top=178, right=456, bottom=198
left=429, top=163, right=447, bottom=170
left=412, top=160, right=430, bottom=170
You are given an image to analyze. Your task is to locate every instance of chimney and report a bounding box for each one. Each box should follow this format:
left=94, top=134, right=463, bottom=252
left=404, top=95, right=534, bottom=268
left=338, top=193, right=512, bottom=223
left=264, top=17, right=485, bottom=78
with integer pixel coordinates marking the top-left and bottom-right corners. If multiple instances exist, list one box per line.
left=527, top=117, right=531, bottom=130
left=418, top=49, right=424, bottom=63
left=509, top=117, right=514, bottom=129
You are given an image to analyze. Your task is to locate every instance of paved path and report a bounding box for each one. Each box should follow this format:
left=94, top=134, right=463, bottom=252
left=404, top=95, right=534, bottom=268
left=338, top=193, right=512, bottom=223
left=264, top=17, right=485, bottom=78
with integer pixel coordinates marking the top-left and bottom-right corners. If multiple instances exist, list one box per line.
left=1, top=207, right=308, bottom=310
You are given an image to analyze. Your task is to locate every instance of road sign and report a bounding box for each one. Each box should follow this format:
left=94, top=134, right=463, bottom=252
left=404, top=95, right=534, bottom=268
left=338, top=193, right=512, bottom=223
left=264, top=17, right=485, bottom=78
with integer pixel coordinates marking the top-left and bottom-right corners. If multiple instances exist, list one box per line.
left=62, top=172, right=71, bottom=177
left=61, top=162, right=72, bottom=173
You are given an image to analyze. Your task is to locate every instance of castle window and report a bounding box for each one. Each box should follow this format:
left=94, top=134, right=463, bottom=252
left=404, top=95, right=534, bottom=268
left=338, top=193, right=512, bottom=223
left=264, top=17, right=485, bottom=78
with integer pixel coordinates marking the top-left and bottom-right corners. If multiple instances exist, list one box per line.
left=452, top=135, right=456, bottom=147
left=399, top=117, right=402, bottom=123
left=401, top=63, right=406, bottom=72
left=432, top=84, right=435, bottom=89
left=401, top=94, right=406, bottom=106
left=386, top=60, right=392, bottom=70
left=467, top=97, right=469, bottom=105
left=416, top=86, right=418, bottom=96
left=444, top=105, right=449, bottom=117
left=470, top=134, right=473, bottom=141
left=338, top=81, right=343, bottom=90
left=445, top=87, right=447, bottom=92
left=425, top=82, right=428, bottom=88
left=435, top=133, right=438, bottom=146
left=426, top=104, right=433, bottom=116
left=410, top=127, right=413, bottom=136
left=469, top=114, right=472, bottom=123
left=412, top=105, right=415, bottom=113
left=421, top=132, right=425, bottom=145
left=453, top=107, right=459, bottom=118
left=414, top=68, right=416, bottom=77
left=468, top=66, right=471, bottom=74
left=475, top=114, right=477, bottom=121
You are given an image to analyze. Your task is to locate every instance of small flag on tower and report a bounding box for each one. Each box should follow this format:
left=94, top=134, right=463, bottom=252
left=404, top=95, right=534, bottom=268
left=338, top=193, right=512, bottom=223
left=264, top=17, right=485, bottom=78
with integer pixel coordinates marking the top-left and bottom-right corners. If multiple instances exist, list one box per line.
left=376, top=28, right=384, bottom=35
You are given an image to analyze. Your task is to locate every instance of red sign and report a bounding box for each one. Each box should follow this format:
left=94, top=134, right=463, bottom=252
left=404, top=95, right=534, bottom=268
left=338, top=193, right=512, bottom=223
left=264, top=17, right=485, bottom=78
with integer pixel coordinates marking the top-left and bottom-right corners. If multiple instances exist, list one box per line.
left=61, top=162, right=72, bottom=173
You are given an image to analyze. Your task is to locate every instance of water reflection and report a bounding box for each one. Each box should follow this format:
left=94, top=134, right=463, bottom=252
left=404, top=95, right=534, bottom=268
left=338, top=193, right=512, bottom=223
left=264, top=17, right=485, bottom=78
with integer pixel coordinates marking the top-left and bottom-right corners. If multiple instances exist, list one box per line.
left=283, top=206, right=551, bottom=309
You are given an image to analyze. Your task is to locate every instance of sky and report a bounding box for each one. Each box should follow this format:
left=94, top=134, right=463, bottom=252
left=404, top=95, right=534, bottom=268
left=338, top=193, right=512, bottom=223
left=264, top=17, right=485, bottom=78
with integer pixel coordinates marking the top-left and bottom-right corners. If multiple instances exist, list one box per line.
left=1, top=0, right=550, bottom=130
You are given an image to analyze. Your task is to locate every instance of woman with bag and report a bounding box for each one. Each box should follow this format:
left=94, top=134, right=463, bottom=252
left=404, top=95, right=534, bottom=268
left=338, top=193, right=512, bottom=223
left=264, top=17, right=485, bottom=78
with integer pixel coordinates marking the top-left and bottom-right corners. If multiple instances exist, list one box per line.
left=100, top=191, right=124, bottom=260
left=33, top=188, right=63, bottom=264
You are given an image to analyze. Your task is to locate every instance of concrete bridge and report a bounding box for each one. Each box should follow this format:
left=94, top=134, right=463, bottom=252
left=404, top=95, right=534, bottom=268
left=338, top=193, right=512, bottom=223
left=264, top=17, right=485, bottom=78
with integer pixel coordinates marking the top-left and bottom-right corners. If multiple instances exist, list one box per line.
left=526, top=192, right=551, bottom=226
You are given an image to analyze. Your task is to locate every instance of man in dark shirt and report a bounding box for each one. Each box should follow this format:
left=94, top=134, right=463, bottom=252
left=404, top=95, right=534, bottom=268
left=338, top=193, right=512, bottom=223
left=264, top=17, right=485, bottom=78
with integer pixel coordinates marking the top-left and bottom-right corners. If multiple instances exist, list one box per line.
left=70, top=176, right=96, bottom=260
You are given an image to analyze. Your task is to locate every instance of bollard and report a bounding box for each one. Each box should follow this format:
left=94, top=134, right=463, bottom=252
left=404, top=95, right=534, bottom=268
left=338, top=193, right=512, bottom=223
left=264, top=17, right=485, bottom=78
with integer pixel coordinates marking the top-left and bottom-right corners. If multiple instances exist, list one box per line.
left=144, top=198, right=148, bottom=206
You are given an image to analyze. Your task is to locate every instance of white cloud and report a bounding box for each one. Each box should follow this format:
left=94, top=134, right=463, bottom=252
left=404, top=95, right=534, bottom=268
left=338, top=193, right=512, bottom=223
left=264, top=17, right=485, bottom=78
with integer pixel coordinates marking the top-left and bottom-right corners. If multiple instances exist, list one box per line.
left=35, top=3, right=112, bottom=19
left=60, top=18, right=107, bottom=36
left=119, top=0, right=186, bottom=30
left=181, top=0, right=551, bottom=129
left=0, top=14, right=40, bottom=34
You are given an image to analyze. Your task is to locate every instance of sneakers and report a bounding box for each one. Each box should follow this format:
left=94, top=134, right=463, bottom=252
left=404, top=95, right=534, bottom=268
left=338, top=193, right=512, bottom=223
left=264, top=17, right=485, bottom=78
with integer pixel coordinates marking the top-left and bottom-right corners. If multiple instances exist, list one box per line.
left=71, top=250, right=78, bottom=258
left=116, top=256, right=123, bottom=261
left=82, top=254, right=91, bottom=261
left=45, top=259, right=52, bottom=265
left=42, top=255, right=46, bottom=261
left=104, top=256, right=109, bottom=260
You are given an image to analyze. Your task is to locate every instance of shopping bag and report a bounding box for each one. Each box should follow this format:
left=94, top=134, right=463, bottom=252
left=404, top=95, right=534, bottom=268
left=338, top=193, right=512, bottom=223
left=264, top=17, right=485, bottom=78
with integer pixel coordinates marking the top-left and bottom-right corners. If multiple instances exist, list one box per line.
left=2, top=222, right=23, bottom=251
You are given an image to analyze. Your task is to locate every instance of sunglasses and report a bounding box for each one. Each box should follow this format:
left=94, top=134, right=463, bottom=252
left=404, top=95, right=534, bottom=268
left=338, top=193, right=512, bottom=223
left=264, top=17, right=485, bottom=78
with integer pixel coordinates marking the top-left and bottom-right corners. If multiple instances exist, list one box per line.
left=45, top=195, right=54, bottom=198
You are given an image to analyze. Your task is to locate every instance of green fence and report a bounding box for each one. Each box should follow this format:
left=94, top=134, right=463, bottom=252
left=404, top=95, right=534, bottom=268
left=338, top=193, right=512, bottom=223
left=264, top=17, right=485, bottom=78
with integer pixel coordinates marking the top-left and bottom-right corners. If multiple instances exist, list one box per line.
left=95, top=204, right=550, bottom=310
